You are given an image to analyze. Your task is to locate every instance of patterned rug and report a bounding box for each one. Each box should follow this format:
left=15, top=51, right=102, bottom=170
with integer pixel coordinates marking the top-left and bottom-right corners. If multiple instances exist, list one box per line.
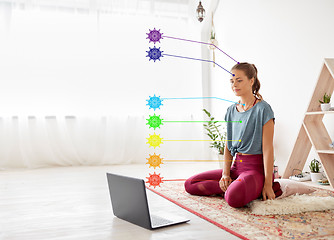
left=146, top=182, right=334, bottom=240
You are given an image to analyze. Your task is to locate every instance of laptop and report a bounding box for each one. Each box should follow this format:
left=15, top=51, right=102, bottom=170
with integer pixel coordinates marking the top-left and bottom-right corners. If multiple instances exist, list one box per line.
left=106, top=173, right=190, bottom=230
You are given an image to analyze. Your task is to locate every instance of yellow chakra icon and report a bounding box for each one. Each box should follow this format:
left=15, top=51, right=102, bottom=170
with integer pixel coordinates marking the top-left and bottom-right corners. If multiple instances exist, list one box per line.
left=146, top=133, right=163, bottom=148
left=146, top=153, right=163, bottom=169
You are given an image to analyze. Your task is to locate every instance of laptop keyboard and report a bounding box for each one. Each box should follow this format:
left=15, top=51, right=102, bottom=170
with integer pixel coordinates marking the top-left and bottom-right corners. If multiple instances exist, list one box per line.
left=151, top=215, right=174, bottom=227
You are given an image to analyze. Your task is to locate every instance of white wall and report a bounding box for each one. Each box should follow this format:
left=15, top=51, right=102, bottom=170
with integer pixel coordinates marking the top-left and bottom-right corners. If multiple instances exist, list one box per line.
left=208, top=0, right=334, bottom=175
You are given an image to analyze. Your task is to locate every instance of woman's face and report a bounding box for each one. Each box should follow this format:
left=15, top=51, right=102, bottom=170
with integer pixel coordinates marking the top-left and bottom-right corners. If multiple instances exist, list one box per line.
left=230, top=69, right=254, bottom=97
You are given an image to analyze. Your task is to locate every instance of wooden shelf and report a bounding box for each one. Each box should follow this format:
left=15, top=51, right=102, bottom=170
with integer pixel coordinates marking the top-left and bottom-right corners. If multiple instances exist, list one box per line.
left=317, top=150, right=334, bottom=154
left=298, top=180, right=333, bottom=191
left=305, top=111, right=334, bottom=115
left=283, top=58, right=334, bottom=190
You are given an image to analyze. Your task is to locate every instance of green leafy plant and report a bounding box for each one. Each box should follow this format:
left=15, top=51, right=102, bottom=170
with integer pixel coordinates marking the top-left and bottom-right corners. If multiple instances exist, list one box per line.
left=319, top=93, right=331, bottom=104
left=203, top=109, right=226, bottom=155
left=309, top=159, right=321, bottom=173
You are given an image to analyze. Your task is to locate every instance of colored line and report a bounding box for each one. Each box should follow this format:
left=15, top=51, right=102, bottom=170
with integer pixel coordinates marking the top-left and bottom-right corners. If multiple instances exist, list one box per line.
left=161, top=96, right=245, bottom=106
left=164, top=160, right=219, bottom=162
left=163, top=53, right=234, bottom=76
left=164, top=159, right=242, bottom=162
left=163, top=179, right=188, bottom=181
left=163, top=120, right=242, bottom=123
left=164, top=139, right=241, bottom=142
left=164, top=35, right=239, bottom=64
left=163, top=179, right=242, bottom=182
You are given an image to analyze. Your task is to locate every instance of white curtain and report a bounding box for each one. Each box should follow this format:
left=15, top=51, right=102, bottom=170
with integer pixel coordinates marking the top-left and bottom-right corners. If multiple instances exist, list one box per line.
left=0, top=115, right=210, bottom=169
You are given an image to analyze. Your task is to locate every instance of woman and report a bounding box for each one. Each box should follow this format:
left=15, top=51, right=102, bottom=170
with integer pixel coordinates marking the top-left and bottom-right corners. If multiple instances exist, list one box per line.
left=184, top=62, right=282, bottom=208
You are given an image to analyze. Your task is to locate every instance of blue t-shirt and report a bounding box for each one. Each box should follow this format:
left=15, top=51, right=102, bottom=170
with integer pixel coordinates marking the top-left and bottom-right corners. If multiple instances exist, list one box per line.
left=224, top=100, right=275, bottom=157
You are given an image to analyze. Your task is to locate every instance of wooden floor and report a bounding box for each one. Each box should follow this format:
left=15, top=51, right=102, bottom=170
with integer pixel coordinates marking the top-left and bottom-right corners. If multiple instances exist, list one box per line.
left=0, top=163, right=241, bottom=240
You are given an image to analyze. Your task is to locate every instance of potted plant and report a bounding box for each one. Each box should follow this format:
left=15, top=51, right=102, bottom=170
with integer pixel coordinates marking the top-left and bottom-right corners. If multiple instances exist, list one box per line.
left=319, top=93, right=331, bottom=111
left=309, top=159, right=323, bottom=182
left=203, top=109, right=226, bottom=168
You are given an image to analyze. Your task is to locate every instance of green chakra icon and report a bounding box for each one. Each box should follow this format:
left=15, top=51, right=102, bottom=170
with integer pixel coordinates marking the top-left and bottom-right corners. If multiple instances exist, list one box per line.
left=146, top=113, right=163, bottom=130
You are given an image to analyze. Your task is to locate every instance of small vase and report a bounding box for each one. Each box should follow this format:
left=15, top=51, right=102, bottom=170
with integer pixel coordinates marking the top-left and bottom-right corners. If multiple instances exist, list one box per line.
left=320, top=103, right=331, bottom=111
left=310, top=172, right=323, bottom=182
left=218, top=153, right=224, bottom=168
left=273, top=165, right=280, bottom=179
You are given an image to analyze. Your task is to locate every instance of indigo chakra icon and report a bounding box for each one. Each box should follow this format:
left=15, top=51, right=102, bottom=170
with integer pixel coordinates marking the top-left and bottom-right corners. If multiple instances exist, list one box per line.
left=146, top=133, right=163, bottom=148
left=146, top=28, right=163, bottom=44
left=146, top=153, right=163, bottom=169
left=146, top=46, right=163, bottom=62
left=146, top=172, right=163, bottom=188
left=146, top=113, right=163, bottom=130
left=146, top=94, right=163, bottom=111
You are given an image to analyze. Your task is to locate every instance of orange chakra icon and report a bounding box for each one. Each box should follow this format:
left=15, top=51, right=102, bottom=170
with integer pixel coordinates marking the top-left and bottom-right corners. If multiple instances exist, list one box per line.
left=146, top=153, right=163, bottom=169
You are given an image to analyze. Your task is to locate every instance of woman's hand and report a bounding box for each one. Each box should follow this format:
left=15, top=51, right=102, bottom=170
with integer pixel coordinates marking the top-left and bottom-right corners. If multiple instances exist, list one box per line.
left=262, top=183, right=275, bottom=200
left=219, top=174, right=232, bottom=192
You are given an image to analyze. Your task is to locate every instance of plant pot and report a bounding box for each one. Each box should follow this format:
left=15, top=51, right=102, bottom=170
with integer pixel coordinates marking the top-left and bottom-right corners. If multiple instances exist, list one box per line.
left=320, top=103, right=331, bottom=111
left=310, top=172, right=323, bottom=182
left=218, top=153, right=224, bottom=168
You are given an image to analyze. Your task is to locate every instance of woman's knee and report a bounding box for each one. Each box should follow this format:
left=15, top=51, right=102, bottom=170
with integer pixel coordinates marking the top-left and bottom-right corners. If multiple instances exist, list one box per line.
left=224, top=186, right=246, bottom=208
left=184, top=178, right=196, bottom=194
left=184, top=178, right=191, bottom=192
left=224, top=173, right=264, bottom=208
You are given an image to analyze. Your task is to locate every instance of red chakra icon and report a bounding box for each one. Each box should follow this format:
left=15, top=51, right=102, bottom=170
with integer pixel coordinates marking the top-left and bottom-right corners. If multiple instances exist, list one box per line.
left=146, top=172, right=164, bottom=188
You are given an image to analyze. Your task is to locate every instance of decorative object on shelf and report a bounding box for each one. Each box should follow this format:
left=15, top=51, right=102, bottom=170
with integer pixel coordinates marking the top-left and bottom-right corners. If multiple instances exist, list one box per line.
left=289, top=172, right=311, bottom=182
left=330, top=141, right=334, bottom=149
left=208, top=12, right=218, bottom=67
left=196, top=1, right=205, bottom=22
left=319, top=92, right=331, bottom=111
left=309, top=159, right=323, bottom=183
left=318, top=178, right=330, bottom=185
left=202, top=109, right=226, bottom=167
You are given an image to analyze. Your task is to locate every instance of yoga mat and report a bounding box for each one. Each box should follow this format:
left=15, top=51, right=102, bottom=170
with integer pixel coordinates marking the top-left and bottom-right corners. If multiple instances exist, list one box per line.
left=147, top=182, right=334, bottom=240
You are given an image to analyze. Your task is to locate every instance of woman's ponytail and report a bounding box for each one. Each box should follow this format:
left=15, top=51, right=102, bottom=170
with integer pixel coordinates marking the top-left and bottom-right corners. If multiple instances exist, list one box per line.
left=251, top=64, right=262, bottom=100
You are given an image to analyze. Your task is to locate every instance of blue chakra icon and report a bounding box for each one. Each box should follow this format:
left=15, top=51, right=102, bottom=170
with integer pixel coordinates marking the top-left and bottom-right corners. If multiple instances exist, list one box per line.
left=146, top=46, right=163, bottom=62
left=146, top=94, right=163, bottom=111
left=146, top=28, right=163, bottom=44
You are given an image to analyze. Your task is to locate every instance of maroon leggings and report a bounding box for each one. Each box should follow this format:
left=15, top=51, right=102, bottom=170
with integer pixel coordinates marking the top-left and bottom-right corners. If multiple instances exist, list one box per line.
left=184, top=154, right=282, bottom=208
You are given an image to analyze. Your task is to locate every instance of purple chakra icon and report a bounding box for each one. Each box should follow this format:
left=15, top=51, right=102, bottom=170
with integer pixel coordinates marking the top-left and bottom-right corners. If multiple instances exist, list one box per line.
left=146, top=28, right=163, bottom=44
left=146, top=46, right=163, bottom=62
